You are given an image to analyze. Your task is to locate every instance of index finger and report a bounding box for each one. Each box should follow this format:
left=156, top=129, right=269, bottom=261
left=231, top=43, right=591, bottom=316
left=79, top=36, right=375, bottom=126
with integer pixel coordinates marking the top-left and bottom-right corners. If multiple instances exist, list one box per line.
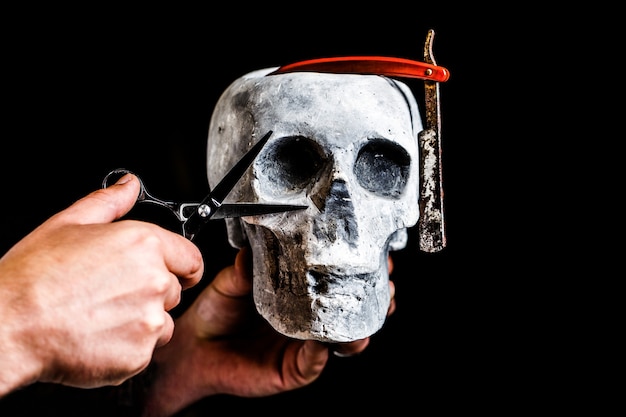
left=156, top=226, right=204, bottom=290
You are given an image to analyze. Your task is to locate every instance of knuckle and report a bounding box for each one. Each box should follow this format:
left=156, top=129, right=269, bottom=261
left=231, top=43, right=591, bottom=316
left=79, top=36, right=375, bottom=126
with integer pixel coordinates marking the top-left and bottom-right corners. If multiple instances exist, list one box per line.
left=141, top=310, right=167, bottom=334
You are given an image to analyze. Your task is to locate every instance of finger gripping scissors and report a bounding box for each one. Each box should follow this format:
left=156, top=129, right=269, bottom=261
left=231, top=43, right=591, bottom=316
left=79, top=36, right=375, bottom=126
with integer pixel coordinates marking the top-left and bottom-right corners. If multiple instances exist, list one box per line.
left=103, top=130, right=306, bottom=241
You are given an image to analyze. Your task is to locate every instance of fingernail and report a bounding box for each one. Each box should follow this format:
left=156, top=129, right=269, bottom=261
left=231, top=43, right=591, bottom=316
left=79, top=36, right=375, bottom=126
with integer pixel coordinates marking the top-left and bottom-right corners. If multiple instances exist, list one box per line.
left=115, top=173, right=133, bottom=185
left=332, top=350, right=357, bottom=358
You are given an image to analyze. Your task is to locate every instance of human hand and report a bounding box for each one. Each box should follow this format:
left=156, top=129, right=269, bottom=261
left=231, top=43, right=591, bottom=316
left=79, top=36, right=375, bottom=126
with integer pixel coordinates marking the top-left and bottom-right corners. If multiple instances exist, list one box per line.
left=0, top=173, right=204, bottom=396
left=141, top=246, right=395, bottom=417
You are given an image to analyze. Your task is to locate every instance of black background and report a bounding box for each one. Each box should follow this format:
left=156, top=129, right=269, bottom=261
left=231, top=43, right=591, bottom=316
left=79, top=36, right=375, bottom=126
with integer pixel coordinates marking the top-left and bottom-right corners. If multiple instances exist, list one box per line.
left=0, top=7, right=582, bottom=416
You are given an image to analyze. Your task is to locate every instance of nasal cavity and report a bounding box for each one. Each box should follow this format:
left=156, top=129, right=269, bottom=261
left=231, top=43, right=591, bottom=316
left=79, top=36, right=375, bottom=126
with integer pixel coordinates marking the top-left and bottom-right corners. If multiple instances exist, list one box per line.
left=313, top=180, right=359, bottom=246
left=325, top=180, right=353, bottom=216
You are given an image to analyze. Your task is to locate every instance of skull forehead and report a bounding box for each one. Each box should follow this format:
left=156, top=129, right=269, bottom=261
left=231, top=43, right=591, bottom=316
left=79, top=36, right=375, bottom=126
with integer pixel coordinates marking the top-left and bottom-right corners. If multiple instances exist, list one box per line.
left=208, top=70, right=421, bottom=184
left=247, top=72, right=417, bottom=150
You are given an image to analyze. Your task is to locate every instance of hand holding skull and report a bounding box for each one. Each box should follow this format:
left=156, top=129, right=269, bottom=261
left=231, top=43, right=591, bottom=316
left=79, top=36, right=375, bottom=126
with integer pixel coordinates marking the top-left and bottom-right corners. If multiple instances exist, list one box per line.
left=141, top=247, right=397, bottom=417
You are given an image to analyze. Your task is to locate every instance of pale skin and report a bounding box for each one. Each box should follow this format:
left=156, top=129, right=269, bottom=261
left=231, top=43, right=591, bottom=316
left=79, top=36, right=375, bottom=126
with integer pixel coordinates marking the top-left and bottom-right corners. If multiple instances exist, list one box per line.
left=0, top=174, right=204, bottom=396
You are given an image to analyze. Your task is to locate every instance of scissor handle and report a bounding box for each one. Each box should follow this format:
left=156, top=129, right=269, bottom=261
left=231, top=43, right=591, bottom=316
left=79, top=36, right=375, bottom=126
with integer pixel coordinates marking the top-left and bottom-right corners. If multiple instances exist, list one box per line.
left=102, top=168, right=145, bottom=200
left=102, top=168, right=195, bottom=223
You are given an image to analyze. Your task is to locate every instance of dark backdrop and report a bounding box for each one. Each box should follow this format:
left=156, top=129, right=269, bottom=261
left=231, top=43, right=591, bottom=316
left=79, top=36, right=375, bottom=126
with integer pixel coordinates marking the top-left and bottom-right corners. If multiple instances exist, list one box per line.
left=1, top=8, right=559, bottom=416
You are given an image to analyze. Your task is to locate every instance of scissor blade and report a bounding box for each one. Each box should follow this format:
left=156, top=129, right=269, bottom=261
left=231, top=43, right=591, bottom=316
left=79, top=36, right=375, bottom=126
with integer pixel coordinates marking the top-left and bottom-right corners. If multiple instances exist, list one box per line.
left=210, top=203, right=307, bottom=219
left=183, top=130, right=275, bottom=240
left=208, top=130, right=274, bottom=204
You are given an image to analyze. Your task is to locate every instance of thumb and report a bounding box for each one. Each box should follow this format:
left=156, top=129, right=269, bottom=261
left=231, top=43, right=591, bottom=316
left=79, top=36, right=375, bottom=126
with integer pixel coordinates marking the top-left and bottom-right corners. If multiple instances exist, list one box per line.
left=54, top=173, right=141, bottom=226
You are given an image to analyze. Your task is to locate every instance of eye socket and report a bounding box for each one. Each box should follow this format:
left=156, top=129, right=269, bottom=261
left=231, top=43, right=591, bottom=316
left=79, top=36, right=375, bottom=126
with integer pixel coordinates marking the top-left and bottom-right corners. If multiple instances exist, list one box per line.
left=258, top=136, right=326, bottom=194
left=355, top=139, right=411, bottom=198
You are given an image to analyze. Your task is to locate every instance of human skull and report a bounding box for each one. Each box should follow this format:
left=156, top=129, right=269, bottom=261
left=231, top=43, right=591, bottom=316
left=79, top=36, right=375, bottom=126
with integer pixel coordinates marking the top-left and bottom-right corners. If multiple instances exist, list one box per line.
left=206, top=68, right=422, bottom=342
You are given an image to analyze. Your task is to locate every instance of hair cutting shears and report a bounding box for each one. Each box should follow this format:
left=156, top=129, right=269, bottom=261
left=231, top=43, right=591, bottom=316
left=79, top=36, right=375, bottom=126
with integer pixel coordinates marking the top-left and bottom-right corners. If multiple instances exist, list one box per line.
left=103, top=130, right=306, bottom=241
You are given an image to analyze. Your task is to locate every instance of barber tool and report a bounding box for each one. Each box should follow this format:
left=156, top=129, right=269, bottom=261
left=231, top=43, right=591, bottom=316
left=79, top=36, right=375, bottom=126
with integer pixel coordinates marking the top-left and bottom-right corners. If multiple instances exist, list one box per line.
left=416, top=29, right=447, bottom=253
left=103, top=130, right=306, bottom=241
left=271, top=29, right=448, bottom=252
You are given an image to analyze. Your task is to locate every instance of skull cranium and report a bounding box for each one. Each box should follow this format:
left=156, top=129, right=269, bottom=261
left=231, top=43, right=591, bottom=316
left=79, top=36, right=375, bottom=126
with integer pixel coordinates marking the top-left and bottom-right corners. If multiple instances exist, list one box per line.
left=206, top=68, right=422, bottom=342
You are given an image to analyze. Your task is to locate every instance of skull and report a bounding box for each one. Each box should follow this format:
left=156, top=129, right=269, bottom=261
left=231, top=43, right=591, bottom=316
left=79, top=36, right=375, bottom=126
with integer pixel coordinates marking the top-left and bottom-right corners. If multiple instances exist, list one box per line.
left=206, top=68, right=422, bottom=342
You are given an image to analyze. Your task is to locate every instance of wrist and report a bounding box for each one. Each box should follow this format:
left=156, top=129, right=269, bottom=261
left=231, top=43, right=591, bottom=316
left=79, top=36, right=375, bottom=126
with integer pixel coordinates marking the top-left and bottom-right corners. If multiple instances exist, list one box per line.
left=0, top=295, right=44, bottom=397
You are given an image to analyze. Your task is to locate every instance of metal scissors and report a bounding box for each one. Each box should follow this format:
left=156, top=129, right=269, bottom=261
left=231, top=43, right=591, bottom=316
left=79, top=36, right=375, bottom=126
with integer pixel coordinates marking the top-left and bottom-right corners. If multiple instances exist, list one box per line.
left=102, top=130, right=306, bottom=241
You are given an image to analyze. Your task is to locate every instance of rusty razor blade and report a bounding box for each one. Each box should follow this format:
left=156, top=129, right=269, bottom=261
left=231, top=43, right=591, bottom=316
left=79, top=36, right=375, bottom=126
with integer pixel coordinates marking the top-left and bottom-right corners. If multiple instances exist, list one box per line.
left=417, top=29, right=447, bottom=253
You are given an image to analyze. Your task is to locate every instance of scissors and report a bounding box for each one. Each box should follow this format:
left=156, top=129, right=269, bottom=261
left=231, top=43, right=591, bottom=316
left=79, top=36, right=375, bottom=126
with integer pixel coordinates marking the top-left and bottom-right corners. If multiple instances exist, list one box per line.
left=103, top=130, right=306, bottom=241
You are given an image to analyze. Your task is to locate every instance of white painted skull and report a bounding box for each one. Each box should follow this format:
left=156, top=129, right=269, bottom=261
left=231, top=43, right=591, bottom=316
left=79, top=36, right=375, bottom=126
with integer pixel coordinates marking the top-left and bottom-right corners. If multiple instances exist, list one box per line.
left=206, top=68, right=422, bottom=342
